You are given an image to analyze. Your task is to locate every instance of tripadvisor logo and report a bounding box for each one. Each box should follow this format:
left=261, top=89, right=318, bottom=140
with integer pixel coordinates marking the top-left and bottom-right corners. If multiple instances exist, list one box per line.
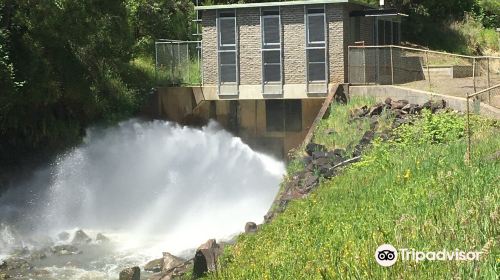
left=375, top=244, right=483, bottom=267
left=375, top=244, right=398, bottom=267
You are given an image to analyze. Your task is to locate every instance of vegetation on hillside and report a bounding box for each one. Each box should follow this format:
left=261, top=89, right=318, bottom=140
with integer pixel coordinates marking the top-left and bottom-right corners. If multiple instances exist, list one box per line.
left=207, top=99, right=500, bottom=279
left=0, top=0, right=193, bottom=174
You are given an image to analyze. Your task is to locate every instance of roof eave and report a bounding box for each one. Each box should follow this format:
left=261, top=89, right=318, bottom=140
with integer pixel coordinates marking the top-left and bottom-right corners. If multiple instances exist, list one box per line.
left=194, top=0, right=376, bottom=11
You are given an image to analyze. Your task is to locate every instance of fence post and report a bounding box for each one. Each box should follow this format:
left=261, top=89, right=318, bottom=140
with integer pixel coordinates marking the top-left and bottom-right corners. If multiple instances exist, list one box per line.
left=187, top=43, right=190, bottom=84
left=170, top=42, right=174, bottom=85
left=426, top=50, right=431, bottom=91
left=472, top=57, right=476, bottom=93
left=487, top=57, right=491, bottom=104
left=390, top=46, right=394, bottom=85
left=465, top=93, right=471, bottom=163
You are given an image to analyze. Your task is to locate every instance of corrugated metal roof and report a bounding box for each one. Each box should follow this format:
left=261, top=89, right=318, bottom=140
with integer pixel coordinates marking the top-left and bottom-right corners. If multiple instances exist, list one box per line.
left=195, top=0, right=375, bottom=11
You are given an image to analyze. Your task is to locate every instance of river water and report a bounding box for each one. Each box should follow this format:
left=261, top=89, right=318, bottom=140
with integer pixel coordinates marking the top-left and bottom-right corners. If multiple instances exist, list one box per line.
left=0, top=119, right=285, bottom=279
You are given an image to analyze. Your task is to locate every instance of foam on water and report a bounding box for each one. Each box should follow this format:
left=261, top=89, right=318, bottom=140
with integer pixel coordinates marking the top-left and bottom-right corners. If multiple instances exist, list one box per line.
left=0, top=119, right=285, bottom=278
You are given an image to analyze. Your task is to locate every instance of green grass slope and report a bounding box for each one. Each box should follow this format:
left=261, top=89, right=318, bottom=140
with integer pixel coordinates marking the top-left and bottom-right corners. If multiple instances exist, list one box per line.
left=209, top=99, right=500, bottom=279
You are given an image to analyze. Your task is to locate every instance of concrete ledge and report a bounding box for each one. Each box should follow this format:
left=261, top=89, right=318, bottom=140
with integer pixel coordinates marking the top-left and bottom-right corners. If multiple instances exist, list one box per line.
left=349, top=85, right=500, bottom=120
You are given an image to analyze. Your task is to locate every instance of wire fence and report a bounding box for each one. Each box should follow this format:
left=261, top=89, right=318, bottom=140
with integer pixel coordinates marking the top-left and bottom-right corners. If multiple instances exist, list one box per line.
left=155, top=40, right=202, bottom=86
left=348, top=45, right=500, bottom=109
left=465, top=83, right=500, bottom=162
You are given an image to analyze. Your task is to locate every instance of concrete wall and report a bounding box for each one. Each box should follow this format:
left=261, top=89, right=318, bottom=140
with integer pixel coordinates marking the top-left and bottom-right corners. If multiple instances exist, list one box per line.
left=151, top=87, right=325, bottom=158
left=349, top=85, right=500, bottom=119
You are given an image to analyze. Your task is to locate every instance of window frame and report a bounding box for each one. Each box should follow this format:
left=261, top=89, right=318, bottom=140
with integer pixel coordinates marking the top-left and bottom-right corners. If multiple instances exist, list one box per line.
left=260, top=7, right=283, bottom=94
left=216, top=9, right=238, bottom=95
left=305, top=5, right=328, bottom=93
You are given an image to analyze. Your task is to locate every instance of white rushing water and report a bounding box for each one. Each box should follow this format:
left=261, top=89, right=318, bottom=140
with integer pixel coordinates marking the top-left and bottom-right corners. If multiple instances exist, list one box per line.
left=0, top=119, right=285, bottom=279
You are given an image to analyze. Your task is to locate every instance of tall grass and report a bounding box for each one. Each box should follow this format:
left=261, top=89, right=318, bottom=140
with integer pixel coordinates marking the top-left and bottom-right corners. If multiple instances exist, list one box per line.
left=131, top=55, right=201, bottom=87
left=208, top=101, right=500, bottom=279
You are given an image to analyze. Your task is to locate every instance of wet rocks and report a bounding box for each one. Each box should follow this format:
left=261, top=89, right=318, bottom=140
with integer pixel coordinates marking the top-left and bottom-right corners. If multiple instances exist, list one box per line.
left=244, top=222, right=257, bottom=233
left=96, top=233, right=110, bottom=243
left=305, top=143, right=326, bottom=156
left=162, top=252, right=187, bottom=273
left=144, top=258, right=163, bottom=273
left=51, top=244, right=81, bottom=256
left=119, top=266, right=140, bottom=280
left=71, top=229, right=91, bottom=245
left=193, top=239, right=222, bottom=278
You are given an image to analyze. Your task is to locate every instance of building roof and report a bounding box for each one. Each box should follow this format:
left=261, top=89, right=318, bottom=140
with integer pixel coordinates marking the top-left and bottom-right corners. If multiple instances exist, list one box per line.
left=194, top=0, right=376, bottom=11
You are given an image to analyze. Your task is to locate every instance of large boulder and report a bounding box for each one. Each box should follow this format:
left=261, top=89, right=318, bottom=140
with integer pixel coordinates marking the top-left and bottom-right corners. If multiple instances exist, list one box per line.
left=162, top=252, right=186, bottom=273
left=244, top=222, right=257, bottom=234
left=119, top=266, right=140, bottom=280
left=71, top=230, right=91, bottom=245
left=193, top=239, right=221, bottom=278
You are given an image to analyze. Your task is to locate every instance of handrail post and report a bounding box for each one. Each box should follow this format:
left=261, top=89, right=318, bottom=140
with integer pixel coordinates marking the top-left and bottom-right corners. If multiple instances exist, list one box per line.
left=390, top=45, right=394, bottom=85
left=472, top=57, right=476, bottom=93
left=426, top=50, right=431, bottom=91
left=465, top=93, right=471, bottom=163
left=487, top=57, right=491, bottom=104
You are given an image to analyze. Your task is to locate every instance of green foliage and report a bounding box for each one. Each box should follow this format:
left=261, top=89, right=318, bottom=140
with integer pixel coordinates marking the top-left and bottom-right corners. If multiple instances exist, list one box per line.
left=207, top=112, right=500, bottom=279
left=0, top=0, right=149, bottom=163
left=395, top=110, right=465, bottom=146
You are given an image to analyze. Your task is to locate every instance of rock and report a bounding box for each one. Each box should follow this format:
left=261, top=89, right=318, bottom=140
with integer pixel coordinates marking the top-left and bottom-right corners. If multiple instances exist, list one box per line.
left=301, top=172, right=319, bottom=192
left=302, top=156, right=313, bottom=166
left=368, top=103, right=384, bottom=116
left=391, top=99, right=409, bottom=109
left=162, top=252, right=186, bottom=273
left=0, top=258, right=32, bottom=272
left=423, top=99, right=446, bottom=112
left=305, top=143, right=326, bottom=156
left=311, top=151, right=329, bottom=160
left=359, top=131, right=375, bottom=146
left=57, top=231, right=70, bottom=241
left=384, top=97, right=392, bottom=105
left=244, top=222, right=257, bottom=234
left=144, top=258, right=163, bottom=273
left=51, top=245, right=81, bottom=256
left=350, top=106, right=369, bottom=118
left=71, top=230, right=91, bottom=245
left=96, top=233, right=110, bottom=243
left=193, top=239, right=221, bottom=278
left=28, top=249, right=47, bottom=261
left=119, top=266, right=140, bottom=280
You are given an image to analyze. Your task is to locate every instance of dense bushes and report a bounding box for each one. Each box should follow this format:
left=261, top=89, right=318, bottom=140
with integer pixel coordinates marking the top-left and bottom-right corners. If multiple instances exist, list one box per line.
left=0, top=0, right=195, bottom=167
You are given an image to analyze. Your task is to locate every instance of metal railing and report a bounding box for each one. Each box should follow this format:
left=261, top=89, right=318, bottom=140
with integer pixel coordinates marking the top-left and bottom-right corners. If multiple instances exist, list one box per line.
left=348, top=45, right=500, bottom=109
left=465, top=83, right=500, bottom=162
left=155, top=40, right=202, bottom=86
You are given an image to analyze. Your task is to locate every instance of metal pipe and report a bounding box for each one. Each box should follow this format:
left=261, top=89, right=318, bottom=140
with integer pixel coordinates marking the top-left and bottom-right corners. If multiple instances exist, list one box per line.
left=465, top=93, right=471, bottom=163
left=390, top=45, right=394, bottom=85
left=472, top=57, right=476, bottom=93
left=426, top=50, right=431, bottom=91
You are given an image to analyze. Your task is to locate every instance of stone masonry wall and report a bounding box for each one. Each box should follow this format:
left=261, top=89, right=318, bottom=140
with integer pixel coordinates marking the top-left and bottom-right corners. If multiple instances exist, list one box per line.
left=282, top=5, right=306, bottom=84
left=202, top=10, right=217, bottom=85
left=238, top=8, right=261, bottom=85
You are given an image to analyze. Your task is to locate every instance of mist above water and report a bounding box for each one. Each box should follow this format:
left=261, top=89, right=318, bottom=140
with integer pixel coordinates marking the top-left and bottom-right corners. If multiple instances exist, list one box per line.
left=0, top=119, right=285, bottom=273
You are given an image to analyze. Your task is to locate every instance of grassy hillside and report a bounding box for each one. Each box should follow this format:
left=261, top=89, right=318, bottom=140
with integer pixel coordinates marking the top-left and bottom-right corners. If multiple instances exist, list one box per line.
left=208, top=98, right=500, bottom=279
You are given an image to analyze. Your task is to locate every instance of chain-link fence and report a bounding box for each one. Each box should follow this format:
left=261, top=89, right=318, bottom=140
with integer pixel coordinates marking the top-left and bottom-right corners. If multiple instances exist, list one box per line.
left=348, top=45, right=500, bottom=109
left=155, top=40, right=202, bottom=86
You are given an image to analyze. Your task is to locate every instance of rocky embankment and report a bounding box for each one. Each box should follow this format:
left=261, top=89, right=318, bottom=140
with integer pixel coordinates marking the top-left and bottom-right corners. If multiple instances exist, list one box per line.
left=264, top=98, right=449, bottom=223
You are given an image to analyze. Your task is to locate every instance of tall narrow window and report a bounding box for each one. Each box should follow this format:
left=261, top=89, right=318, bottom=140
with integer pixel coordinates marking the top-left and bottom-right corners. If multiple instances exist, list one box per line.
left=261, top=8, right=282, bottom=94
left=217, top=10, right=238, bottom=95
left=306, top=7, right=327, bottom=93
